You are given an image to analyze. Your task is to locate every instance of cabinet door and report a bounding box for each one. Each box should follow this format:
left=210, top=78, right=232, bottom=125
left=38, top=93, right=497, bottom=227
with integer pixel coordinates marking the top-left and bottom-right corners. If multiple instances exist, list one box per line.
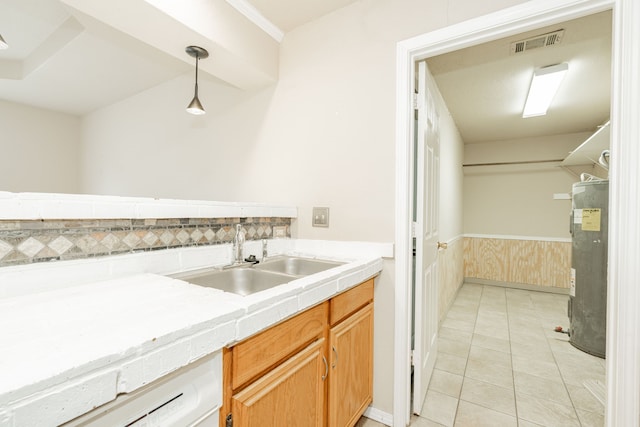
left=328, top=303, right=373, bottom=427
left=231, top=338, right=326, bottom=427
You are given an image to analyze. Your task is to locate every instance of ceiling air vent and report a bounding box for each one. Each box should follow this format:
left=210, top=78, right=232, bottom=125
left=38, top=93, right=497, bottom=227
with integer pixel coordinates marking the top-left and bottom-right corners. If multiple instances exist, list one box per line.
left=510, top=30, right=565, bottom=54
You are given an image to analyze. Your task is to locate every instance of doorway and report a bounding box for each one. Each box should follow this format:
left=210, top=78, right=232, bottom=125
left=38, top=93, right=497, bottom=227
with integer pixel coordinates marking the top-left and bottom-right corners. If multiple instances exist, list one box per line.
left=394, top=1, right=640, bottom=426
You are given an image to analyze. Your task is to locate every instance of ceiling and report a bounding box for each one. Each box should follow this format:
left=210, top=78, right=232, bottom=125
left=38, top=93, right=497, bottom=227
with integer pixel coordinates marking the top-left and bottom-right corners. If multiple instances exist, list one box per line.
left=0, top=0, right=190, bottom=115
left=0, top=0, right=358, bottom=115
left=426, top=10, right=612, bottom=144
left=0, top=1, right=612, bottom=146
left=248, top=0, right=360, bottom=32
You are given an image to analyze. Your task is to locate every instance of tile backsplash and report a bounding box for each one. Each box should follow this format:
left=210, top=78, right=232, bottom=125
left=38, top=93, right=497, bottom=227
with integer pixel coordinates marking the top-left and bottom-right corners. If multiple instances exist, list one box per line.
left=0, top=217, right=291, bottom=267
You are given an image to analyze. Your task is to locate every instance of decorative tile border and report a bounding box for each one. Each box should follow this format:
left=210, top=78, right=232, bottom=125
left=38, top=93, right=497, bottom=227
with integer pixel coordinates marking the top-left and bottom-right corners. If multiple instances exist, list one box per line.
left=0, top=217, right=291, bottom=267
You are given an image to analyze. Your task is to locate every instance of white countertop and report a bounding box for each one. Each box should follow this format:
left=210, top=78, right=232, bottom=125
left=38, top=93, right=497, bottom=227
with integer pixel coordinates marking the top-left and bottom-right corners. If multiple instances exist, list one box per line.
left=0, top=241, right=387, bottom=427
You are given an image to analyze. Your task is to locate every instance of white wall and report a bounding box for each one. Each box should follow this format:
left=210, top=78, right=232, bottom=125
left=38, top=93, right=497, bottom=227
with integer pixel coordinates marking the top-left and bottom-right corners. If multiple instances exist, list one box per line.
left=81, top=0, right=526, bottom=243
left=0, top=99, right=81, bottom=193
left=79, top=73, right=265, bottom=200
left=463, top=132, right=591, bottom=238
left=80, top=0, right=530, bottom=415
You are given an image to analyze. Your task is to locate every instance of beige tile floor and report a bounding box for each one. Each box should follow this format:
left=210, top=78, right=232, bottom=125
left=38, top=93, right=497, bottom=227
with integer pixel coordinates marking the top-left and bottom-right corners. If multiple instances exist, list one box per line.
left=356, top=283, right=606, bottom=427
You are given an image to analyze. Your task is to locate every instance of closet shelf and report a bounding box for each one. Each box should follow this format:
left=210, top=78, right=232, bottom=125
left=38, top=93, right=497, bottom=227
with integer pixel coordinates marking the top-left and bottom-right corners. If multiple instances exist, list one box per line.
left=562, top=121, right=610, bottom=166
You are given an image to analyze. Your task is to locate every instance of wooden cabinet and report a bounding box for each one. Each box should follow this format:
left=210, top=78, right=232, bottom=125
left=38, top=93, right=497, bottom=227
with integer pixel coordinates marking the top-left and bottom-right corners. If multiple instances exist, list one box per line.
left=328, top=280, right=374, bottom=427
left=221, top=302, right=328, bottom=427
left=328, top=304, right=374, bottom=427
left=231, top=339, right=326, bottom=427
left=230, top=302, right=328, bottom=390
left=221, top=279, right=374, bottom=427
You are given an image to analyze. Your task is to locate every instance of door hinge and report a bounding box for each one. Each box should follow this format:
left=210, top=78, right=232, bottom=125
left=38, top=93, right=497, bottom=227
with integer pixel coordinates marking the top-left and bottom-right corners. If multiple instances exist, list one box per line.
left=410, top=350, right=415, bottom=366
left=411, top=221, right=418, bottom=238
left=226, top=413, right=233, bottom=427
left=412, top=92, right=419, bottom=110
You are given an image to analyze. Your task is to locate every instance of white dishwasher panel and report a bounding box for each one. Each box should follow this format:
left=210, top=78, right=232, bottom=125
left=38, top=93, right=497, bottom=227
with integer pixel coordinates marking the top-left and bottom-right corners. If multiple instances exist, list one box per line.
left=63, top=352, right=221, bottom=427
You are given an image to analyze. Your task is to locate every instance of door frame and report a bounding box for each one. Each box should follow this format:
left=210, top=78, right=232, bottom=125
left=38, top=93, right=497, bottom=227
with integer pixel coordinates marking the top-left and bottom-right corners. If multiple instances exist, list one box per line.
left=394, top=0, right=640, bottom=426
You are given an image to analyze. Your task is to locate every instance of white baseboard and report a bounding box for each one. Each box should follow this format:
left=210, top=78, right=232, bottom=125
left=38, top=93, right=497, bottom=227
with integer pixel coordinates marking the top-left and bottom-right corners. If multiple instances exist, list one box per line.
left=363, top=406, right=393, bottom=426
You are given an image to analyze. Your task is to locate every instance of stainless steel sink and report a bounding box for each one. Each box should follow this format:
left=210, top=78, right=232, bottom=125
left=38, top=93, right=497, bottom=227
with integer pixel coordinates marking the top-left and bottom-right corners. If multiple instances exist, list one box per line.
left=255, top=256, right=344, bottom=276
left=173, top=267, right=295, bottom=296
left=172, top=256, right=344, bottom=296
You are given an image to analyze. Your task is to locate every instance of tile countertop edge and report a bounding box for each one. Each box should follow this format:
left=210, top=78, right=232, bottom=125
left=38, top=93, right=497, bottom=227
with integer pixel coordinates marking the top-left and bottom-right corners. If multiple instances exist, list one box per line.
left=231, top=257, right=383, bottom=343
left=0, top=274, right=246, bottom=427
left=0, top=191, right=298, bottom=220
left=0, top=256, right=383, bottom=427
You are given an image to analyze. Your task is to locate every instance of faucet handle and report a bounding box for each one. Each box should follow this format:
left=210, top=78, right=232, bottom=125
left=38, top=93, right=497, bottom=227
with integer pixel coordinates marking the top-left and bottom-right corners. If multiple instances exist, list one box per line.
left=244, top=254, right=259, bottom=264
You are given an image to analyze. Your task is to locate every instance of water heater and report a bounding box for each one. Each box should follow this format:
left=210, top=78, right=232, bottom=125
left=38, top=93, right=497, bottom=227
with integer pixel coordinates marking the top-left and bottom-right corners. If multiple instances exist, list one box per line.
left=569, top=180, right=608, bottom=358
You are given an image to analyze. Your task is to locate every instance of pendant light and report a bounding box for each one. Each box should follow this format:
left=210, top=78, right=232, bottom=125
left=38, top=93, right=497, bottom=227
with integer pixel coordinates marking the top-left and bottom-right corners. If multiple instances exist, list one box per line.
left=185, top=46, right=209, bottom=115
left=0, top=34, right=8, bottom=50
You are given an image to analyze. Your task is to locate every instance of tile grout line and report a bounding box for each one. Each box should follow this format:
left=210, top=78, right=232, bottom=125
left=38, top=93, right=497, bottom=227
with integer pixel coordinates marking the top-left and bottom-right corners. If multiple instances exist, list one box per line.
left=436, top=284, right=603, bottom=427
left=536, top=293, right=585, bottom=427
left=510, top=290, right=552, bottom=426
left=540, top=298, right=586, bottom=427
left=503, top=287, right=520, bottom=426
left=451, top=284, right=482, bottom=426
left=466, top=285, right=520, bottom=422
left=514, top=291, right=586, bottom=426
left=384, top=285, right=600, bottom=427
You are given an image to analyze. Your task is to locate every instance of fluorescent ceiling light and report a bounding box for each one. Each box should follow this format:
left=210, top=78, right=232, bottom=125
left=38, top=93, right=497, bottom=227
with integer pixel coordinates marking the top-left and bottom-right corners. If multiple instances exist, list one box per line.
left=522, top=63, right=569, bottom=118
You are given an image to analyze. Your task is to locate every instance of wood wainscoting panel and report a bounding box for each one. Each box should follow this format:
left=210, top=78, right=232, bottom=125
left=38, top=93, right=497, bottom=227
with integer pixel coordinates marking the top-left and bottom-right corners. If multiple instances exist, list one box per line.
left=507, top=240, right=543, bottom=286
left=464, top=237, right=571, bottom=290
left=438, top=238, right=465, bottom=322
left=541, top=240, right=572, bottom=288
left=463, top=238, right=508, bottom=282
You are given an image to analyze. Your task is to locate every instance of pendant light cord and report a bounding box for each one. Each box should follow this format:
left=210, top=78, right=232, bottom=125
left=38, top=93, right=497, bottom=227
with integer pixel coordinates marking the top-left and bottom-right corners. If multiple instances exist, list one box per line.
left=194, top=56, right=199, bottom=97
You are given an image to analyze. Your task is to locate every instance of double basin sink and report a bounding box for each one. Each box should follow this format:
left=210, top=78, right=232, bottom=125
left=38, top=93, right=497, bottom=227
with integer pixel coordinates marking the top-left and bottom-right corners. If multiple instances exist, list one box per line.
left=171, top=256, right=344, bottom=296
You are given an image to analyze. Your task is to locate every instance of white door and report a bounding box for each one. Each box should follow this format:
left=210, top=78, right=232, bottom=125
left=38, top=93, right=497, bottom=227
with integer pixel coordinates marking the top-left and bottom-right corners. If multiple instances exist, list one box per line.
left=412, top=60, right=440, bottom=415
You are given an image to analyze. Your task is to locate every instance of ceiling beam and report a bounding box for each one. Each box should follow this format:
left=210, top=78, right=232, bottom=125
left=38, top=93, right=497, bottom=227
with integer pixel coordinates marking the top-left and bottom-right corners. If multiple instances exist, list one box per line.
left=59, top=0, right=279, bottom=90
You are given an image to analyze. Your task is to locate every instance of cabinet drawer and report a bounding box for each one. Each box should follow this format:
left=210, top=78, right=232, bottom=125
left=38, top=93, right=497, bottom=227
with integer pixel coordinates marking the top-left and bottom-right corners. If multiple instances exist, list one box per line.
left=232, top=302, right=328, bottom=389
left=330, top=278, right=374, bottom=326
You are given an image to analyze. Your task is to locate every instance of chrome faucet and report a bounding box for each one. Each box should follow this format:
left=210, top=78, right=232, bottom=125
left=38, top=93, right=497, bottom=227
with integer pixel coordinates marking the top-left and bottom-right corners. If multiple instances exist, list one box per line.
left=232, top=224, right=245, bottom=264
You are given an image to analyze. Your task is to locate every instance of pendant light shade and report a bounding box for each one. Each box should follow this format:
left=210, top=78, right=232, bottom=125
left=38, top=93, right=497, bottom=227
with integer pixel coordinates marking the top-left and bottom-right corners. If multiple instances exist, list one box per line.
left=185, top=46, right=209, bottom=115
left=187, top=95, right=205, bottom=115
left=0, top=34, right=8, bottom=50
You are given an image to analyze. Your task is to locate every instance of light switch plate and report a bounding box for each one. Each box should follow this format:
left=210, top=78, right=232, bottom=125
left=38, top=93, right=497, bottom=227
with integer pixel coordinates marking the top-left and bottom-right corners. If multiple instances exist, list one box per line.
left=312, top=207, right=329, bottom=227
